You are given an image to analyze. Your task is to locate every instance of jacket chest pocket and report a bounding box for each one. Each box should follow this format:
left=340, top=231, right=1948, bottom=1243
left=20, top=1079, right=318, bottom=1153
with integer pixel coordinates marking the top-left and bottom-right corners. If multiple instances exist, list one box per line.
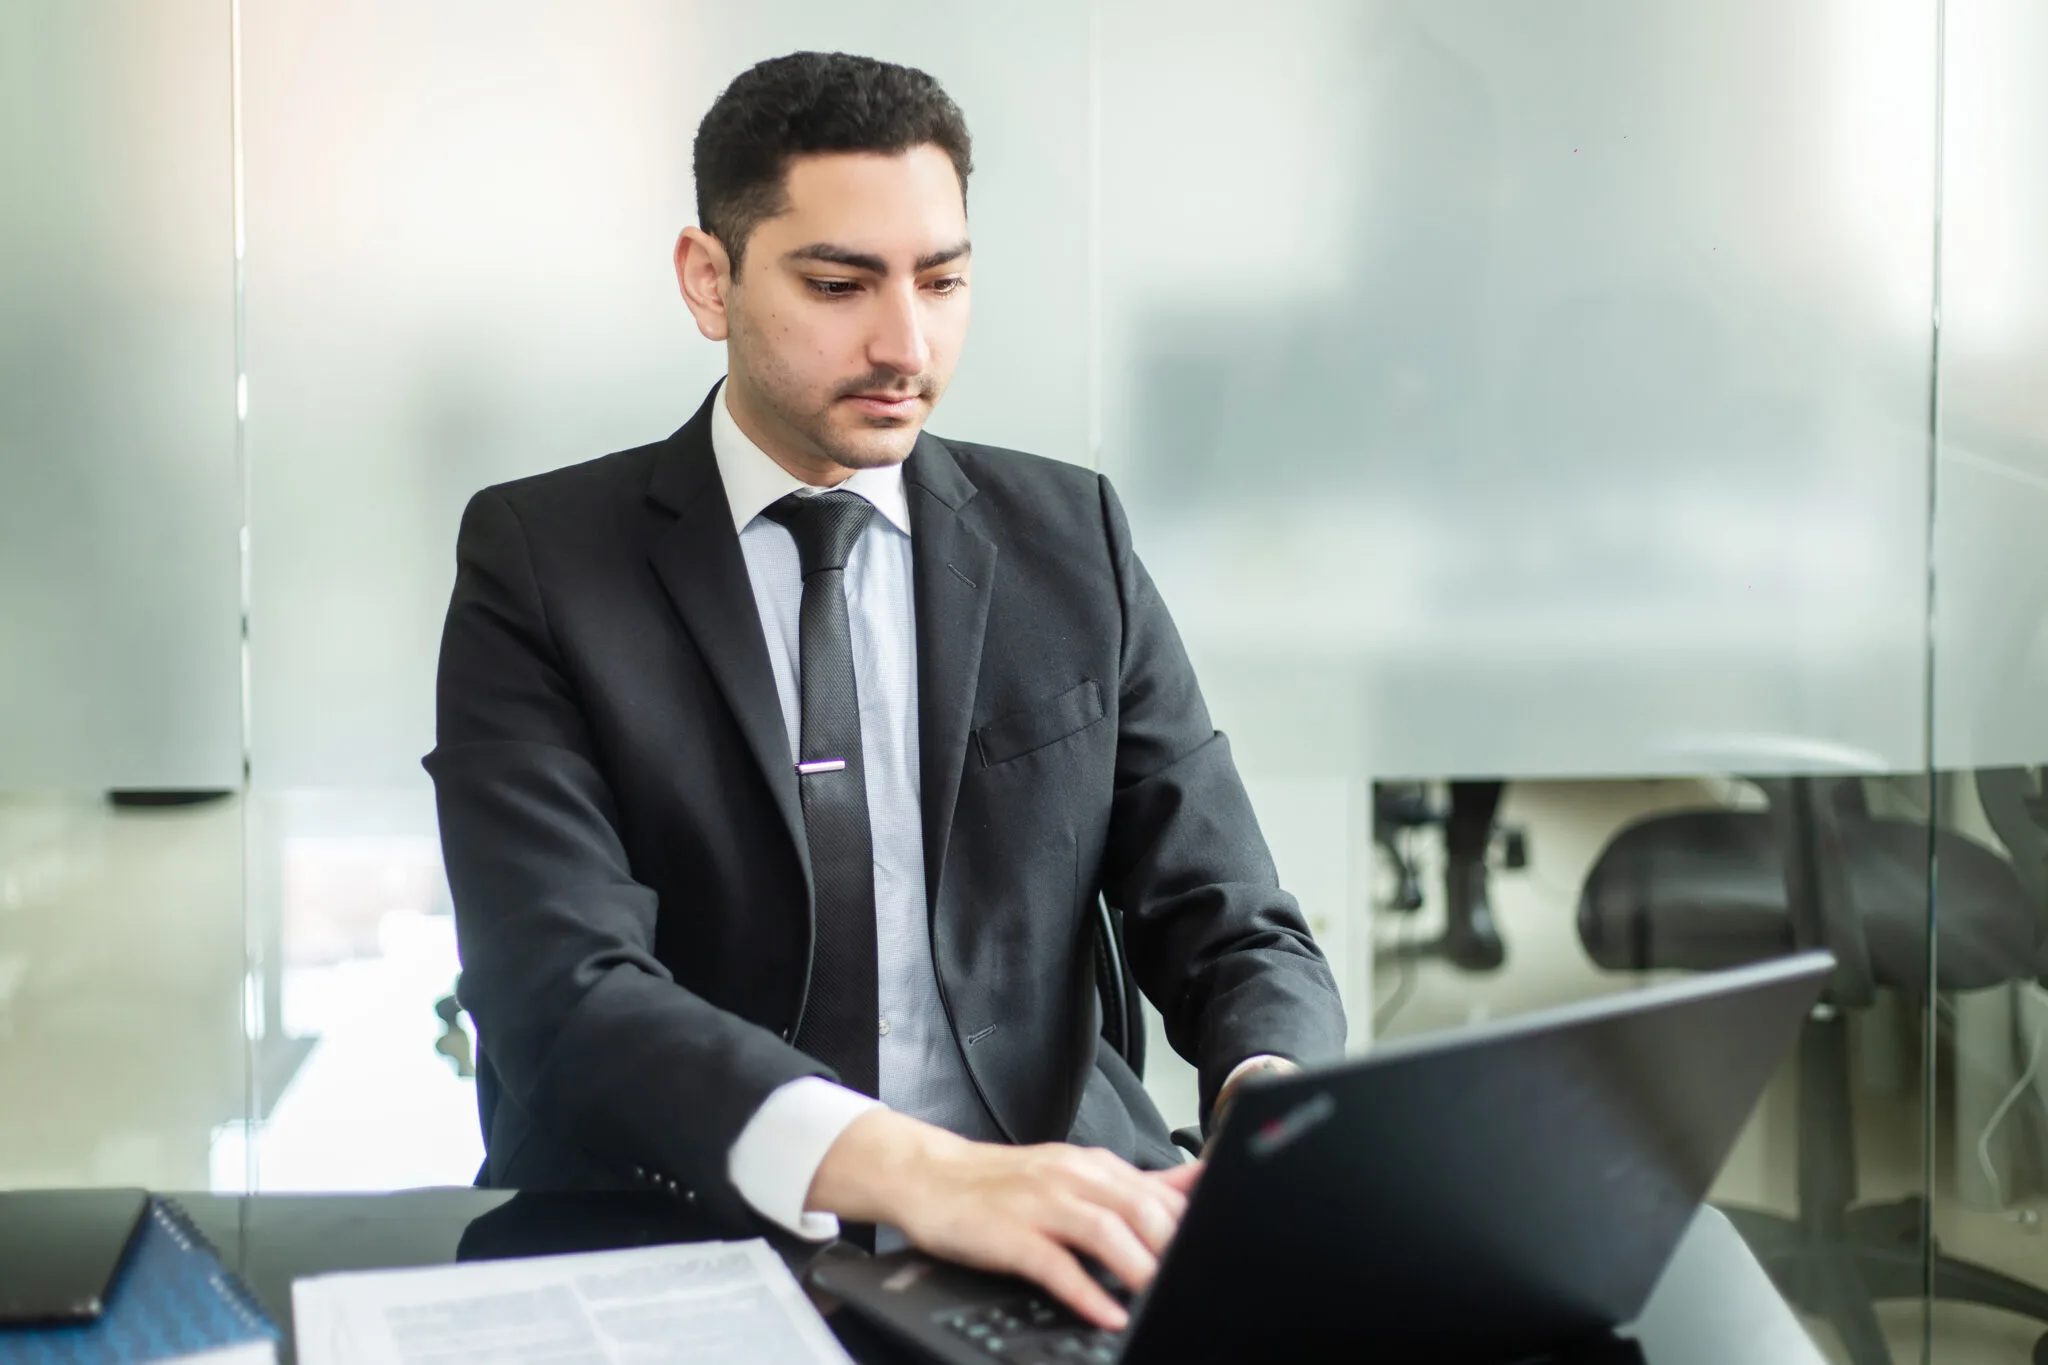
left=974, top=679, right=1105, bottom=767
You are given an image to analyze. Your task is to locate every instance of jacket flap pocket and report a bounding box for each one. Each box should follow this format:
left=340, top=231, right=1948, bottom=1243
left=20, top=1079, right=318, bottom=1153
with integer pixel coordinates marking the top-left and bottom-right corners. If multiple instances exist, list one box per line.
left=974, top=679, right=1105, bottom=767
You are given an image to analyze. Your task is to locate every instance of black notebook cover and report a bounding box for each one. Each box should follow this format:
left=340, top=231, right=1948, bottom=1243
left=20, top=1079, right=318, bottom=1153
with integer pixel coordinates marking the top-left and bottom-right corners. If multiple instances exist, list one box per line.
left=0, top=1197, right=278, bottom=1364
left=0, top=1189, right=148, bottom=1324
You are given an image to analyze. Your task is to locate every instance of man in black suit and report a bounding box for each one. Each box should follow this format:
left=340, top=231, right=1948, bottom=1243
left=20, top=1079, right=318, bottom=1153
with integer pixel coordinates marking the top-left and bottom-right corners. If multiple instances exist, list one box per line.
left=427, top=51, right=1345, bottom=1328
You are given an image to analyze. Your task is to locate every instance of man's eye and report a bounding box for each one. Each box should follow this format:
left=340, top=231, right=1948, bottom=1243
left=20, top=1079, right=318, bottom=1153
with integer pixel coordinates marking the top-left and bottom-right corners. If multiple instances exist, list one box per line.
left=808, top=279, right=859, bottom=297
left=927, top=277, right=965, bottom=295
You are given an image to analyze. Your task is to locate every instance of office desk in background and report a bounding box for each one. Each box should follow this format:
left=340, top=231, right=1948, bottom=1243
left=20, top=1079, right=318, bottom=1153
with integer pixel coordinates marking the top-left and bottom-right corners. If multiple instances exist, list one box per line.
left=173, top=1190, right=1824, bottom=1365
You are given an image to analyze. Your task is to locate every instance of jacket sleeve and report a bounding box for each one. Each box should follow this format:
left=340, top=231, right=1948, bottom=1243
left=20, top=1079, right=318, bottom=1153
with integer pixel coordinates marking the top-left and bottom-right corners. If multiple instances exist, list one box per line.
left=424, top=489, right=828, bottom=1214
left=1094, top=475, right=1349, bottom=1122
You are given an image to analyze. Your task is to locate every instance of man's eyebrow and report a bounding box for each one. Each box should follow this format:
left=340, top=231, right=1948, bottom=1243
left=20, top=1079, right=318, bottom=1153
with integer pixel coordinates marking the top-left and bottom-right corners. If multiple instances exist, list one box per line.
left=783, top=241, right=972, bottom=274
left=915, top=241, right=972, bottom=271
left=785, top=243, right=888, bottom=273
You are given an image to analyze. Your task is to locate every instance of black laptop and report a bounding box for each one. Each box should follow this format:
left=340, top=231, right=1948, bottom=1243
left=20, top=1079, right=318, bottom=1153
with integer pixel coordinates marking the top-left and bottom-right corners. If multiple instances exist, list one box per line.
left=810, top=951, right=1831, bottom=1364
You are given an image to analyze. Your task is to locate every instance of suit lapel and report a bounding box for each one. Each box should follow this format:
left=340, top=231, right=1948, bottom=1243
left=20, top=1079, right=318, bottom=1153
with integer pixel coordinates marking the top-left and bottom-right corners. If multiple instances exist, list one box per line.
left=645, top=389, right=811, bottom=895
left=906, top=433, right=997, bottom=917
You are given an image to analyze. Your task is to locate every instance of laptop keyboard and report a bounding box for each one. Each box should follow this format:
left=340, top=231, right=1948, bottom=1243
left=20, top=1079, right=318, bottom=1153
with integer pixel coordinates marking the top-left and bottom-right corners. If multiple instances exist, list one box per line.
left=935, top=1295, right=1125, bottom=1363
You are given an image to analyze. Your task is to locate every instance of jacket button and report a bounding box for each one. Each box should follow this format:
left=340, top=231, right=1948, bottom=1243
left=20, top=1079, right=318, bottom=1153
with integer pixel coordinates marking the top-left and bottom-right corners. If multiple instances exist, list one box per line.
left=682, top=1189, right=697, bottom=1206
left=630, top=1165, right=645, bottom=1181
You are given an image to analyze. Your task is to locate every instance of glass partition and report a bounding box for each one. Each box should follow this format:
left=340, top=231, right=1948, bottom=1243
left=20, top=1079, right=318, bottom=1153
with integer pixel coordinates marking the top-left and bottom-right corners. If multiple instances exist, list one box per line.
left=1928, top=0, right=2048, bottom=1358
left=1099, top=10, right=1942, bottom=1360
left=0, top=0, right=250, bottom=1198
left=0, top=0, right=242, bottom=789
left=1098, top=0, right=1937, bottom=782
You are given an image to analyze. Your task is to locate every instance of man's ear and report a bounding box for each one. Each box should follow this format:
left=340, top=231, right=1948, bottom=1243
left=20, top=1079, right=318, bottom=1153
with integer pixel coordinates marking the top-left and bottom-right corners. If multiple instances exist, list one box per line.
left=675, top=227, right=733, bottom=341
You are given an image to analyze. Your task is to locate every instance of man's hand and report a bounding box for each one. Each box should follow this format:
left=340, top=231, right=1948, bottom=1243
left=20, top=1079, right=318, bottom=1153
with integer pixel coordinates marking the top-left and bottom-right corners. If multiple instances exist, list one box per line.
left=806, top=1109, right=1200, bottom=1330
left=1206, top=1056, right=1299, bottom=1153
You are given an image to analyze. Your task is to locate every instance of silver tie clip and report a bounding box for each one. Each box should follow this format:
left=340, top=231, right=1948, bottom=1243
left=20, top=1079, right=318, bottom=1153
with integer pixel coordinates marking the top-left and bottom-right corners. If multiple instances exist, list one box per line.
left=796, top=758, right=847, bottom=775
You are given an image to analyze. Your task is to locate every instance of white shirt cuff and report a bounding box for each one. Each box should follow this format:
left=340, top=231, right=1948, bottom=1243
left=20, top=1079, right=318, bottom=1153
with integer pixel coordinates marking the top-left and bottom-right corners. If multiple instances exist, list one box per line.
left=728, top=1076, right=884, bottom=1241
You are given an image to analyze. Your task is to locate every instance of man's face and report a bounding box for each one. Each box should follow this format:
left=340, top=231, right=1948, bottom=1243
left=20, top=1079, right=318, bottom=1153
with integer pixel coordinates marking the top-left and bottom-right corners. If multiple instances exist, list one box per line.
left=721, top=145, right=971, bottom=473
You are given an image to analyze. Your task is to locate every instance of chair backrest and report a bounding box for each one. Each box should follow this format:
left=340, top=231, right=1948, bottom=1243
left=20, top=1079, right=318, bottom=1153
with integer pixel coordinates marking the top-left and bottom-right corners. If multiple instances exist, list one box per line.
left=1580, top=771, right=2037, bottom=997
left=1972, top=768, right=2048, bottom=977
left=471, top=1044, right=500, bottom=1186
left=1092, top=897, right=1147, bottom=1078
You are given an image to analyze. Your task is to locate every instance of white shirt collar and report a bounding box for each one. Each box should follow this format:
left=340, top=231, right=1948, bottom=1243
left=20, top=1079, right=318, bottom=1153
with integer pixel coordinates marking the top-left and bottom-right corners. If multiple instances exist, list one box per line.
left=710, top=379, right=913, bottom=538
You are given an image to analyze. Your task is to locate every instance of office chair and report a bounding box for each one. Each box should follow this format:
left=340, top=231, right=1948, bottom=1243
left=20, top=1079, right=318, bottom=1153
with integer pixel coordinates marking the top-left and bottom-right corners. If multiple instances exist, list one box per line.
left=1373, top=782, right=1438, bottom=912
left=1979, top=767, right=2048, bottom=950
left=1577, top=772, right=2048, bottom=1365
left=1091, top=897, right=1147, bottom=1079
left=1373, top=780, right=1525, bottom=972
left=433, top=991, right=476, bottom=1077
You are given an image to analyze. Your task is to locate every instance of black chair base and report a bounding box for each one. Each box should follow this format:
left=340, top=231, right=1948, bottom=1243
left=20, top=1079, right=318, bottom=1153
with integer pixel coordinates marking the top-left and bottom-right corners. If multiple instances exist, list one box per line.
left=1722, top=1198, right=2048, bottom=1365
left=1373, top=782, right=1438, bottom=914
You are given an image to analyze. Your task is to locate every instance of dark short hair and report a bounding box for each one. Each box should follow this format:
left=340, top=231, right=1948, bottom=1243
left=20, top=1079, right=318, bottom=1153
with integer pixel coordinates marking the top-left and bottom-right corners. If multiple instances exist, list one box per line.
left=693, top=52, right=973, bottom=273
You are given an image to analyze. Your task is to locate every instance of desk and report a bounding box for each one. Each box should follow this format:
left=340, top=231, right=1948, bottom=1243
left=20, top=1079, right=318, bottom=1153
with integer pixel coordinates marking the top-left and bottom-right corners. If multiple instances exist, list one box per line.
left=173, top=1191, right=1824, bottom=1364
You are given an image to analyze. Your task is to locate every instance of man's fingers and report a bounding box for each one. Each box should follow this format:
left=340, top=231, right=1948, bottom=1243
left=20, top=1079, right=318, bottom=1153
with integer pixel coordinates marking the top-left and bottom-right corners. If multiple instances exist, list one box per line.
left=1014, top=1239, right=1128, bottom=1331
left=1110, top=1188, right=1178, bottom=1259
left=1062, top=1156, right=1181, bottom=1256
left=1150, top=1160, right=1203, bottom=1194
left=1141, top=1179, right=1188, bottom=1227
left=885, top=1140, right=1206, bottom=1334
left=1045, top=1194, right=1159, bottom=1295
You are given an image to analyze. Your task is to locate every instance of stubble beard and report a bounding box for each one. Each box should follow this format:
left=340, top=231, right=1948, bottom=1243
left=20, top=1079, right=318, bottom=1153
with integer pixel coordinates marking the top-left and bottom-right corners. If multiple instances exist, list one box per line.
left=731, top=320, right=931, bottom=474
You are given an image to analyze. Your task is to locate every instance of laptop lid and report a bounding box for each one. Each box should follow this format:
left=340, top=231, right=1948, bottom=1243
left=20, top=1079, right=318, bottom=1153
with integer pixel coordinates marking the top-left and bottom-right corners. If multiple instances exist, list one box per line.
left=1120, top=951, right=1831, bottom=1364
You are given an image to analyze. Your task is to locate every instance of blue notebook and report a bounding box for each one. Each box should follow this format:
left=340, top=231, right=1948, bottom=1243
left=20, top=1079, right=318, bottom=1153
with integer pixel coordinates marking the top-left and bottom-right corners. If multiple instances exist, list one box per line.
left=0, top=1199, right=278, bottom=1365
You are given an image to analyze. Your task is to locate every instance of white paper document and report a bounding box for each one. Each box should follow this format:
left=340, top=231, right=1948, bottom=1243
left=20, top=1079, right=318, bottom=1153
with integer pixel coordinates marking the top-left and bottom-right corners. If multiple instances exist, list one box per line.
left=291, top=1238, right=853, bottom=1365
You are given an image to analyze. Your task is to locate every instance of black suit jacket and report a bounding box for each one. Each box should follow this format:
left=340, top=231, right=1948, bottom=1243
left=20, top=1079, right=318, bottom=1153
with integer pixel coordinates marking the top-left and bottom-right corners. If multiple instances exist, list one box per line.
left=426, top=385, right=1346, bottom=1219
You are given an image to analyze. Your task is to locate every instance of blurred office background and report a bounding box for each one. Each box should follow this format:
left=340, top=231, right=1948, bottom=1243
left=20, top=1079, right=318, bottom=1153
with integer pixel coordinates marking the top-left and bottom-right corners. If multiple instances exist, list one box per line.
left=2, top=1, right=2045, bottom=1360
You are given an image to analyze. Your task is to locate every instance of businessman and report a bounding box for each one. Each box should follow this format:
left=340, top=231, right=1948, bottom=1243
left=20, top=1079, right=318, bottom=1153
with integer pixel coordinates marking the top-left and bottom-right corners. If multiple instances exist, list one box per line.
left=427, top=51, right=1346, bottom=1328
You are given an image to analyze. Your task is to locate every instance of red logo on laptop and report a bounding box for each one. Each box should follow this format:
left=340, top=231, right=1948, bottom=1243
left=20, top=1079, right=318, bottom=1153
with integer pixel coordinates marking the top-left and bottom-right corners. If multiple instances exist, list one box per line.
left=1248, top=1092, right=1336, bottom=1159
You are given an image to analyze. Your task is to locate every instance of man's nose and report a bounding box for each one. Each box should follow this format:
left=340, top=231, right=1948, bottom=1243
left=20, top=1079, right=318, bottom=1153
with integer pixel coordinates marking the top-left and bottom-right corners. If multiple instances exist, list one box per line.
left=867, top=285, right=931, bottom=377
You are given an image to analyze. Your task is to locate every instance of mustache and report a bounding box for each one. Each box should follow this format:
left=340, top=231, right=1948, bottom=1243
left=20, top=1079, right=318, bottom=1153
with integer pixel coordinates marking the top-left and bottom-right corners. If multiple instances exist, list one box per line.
left=833, top=371, right=932, bottom=401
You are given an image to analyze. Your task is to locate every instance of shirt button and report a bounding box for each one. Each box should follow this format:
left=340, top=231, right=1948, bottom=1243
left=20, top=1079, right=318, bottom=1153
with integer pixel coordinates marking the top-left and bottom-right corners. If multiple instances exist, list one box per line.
left=877, top=1017, right=891, bottom=1037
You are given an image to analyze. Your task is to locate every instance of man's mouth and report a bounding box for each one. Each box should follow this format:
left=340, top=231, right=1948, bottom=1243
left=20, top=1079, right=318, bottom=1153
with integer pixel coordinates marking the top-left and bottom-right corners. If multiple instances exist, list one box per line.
left=843, top=392, right=922, bottom=417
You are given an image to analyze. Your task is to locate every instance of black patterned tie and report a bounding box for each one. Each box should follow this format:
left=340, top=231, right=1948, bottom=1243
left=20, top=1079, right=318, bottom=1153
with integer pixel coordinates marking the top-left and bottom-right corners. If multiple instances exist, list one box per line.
left=764, top=490, right=880, bottom=1099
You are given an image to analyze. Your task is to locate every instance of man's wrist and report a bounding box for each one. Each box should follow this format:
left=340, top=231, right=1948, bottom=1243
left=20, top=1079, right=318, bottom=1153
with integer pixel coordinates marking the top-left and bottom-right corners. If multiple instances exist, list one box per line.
left=805, top=1107, right=966, bottom=1226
